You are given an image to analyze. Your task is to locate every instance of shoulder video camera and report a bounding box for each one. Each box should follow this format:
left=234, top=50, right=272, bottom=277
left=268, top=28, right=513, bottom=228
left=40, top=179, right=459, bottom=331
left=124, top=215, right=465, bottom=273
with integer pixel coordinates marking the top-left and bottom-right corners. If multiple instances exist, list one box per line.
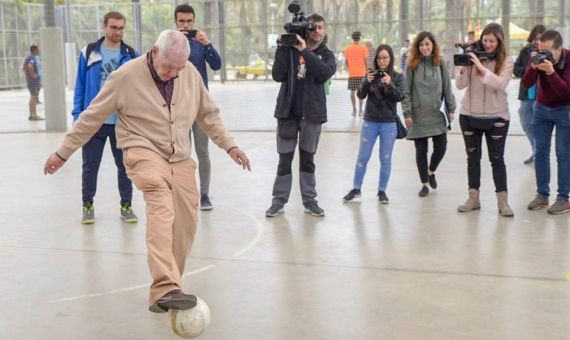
left=453, top=41, right=496, bottom=66
left=532, top=50, right=554, bottom=65
left=279, top=0, right=315, bottom=47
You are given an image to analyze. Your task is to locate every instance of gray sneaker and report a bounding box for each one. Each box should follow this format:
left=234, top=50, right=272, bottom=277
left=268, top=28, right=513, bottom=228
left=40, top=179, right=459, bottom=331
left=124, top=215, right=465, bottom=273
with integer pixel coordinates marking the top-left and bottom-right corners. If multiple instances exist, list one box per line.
left=266, top=204, right=284, bottom=217
left=527, top=194, right=548, bottom=210
left=82, top=203, right=95, bottom=224
left=121, top=203, right=138, bottom=223
left=547, top=199, right=570, bottom=215
left=304, top=202, right=325, bottom=217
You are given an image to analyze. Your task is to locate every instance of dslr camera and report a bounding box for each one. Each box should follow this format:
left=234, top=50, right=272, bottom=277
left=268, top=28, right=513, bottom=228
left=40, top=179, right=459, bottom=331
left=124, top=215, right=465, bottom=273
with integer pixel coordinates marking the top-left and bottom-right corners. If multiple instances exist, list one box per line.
left=182, top=29, right=198, bottom=40
left=372, top=69, right=386, bottom=80
left=453, top=41, right=496, bottom=66
left=279, top=0, right=315, bottom=47
left=532, top=50, right=554, bottom=65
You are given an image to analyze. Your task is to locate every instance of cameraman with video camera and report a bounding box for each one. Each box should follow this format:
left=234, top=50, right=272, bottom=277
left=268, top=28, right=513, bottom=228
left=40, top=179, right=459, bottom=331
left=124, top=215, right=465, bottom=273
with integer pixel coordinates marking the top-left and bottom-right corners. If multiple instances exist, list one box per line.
left=174, top=4, right=221, bottom=211
left=522, top=30, right=570, bottom=215
left=265, top=8, right=336, bottom=218
left=455, top=23, right=514, bottom=217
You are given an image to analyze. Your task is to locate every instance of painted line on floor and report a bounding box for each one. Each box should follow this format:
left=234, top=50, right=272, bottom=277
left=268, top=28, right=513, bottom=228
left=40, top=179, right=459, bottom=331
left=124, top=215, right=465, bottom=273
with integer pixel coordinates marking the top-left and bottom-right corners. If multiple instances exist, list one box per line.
left=43, top=265, right=216, bottom=305
left=38, top=202, right=263, bottom=305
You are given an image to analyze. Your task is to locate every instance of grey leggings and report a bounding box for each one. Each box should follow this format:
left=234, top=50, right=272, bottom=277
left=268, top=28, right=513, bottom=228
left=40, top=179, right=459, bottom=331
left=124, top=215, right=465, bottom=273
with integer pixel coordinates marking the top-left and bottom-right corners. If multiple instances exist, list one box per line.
left=191, top=122, right=211, bottom=195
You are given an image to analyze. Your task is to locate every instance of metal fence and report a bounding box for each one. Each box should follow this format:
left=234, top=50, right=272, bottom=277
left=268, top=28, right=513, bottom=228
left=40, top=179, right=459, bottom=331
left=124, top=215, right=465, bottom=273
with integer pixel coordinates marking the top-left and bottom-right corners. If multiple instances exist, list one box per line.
left=0, top=0, right=568, bottom=88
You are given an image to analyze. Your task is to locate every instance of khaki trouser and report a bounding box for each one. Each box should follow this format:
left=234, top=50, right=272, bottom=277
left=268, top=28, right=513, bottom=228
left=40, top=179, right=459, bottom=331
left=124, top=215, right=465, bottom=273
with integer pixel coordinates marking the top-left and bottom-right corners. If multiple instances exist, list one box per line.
left=123, top=147, right=199, bottom=306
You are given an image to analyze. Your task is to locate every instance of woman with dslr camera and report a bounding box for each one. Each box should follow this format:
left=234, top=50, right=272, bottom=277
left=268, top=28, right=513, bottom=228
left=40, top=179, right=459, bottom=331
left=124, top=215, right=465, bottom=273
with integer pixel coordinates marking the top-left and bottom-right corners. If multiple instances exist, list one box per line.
left=455, top=23, right=514, bottom=216
left=343, top=45, right=405, bottom=204
left=402, top=31, right=456, bottom=198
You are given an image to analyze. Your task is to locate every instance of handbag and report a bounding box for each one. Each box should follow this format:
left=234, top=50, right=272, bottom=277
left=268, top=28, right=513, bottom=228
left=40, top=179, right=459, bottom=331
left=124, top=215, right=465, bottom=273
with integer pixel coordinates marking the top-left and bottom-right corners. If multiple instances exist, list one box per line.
left=395, top=115, right=407, bottom=139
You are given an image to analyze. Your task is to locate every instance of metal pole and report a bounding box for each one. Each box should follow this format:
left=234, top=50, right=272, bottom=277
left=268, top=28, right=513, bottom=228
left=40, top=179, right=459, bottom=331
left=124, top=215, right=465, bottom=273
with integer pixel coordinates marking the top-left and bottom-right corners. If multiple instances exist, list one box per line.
left=65, top=0, right=72, bottom=43
left=132, top=0, right=142, bottom=53
left=218, top=0, right=226, bottom=83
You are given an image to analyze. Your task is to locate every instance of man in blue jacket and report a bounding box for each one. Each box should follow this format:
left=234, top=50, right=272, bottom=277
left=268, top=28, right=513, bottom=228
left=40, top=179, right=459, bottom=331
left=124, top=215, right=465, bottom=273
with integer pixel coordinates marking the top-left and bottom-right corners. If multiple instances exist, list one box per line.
left=72, top=11, right=139, bottom=224
left=265, top=13, right=336, bottom=218
left=174, top=4, right=221, bottom=211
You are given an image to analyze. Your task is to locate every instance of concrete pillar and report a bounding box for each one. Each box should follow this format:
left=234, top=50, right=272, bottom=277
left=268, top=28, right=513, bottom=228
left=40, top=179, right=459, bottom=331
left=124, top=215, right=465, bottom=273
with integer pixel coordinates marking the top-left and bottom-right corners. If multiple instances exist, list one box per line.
left=40, top=27, right=67, bottom=131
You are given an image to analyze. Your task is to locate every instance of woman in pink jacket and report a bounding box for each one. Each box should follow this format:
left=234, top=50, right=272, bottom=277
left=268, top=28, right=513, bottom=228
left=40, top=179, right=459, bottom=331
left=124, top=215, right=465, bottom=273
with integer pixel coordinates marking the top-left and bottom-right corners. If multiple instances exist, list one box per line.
left=455, top=23, right=514, bottom=217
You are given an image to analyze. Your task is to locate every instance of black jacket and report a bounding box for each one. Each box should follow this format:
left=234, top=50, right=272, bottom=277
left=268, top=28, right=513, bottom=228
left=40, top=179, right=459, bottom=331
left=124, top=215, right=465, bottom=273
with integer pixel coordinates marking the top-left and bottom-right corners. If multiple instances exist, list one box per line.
left=358, top=72, right=405, bottom=122
left=272, top=43, right=336, bottom=123
left=514, top=44, right=534, bottom=100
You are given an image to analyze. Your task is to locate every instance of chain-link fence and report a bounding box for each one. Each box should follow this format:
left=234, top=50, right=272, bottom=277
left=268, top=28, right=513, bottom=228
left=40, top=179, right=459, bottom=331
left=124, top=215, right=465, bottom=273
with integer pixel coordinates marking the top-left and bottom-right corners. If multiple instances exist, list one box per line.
left=1, top=0, right=569, bottom=87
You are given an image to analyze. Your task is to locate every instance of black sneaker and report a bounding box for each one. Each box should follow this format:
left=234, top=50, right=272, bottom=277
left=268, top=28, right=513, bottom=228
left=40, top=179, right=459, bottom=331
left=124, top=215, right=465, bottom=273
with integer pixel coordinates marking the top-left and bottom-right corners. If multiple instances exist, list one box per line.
left=343, top=189, right=362, bottom=202
left=418, top=186, right=429, bottom=197
left=523, top=155, right=534, bottom=165
left=265, top=204, right=284, bottom=217
left=200, top=194, right=213, bottom=211
left=304, top=202, right=325, bottom=217
left=377, top=191, right=389, bottom=204
left=428, top=174, right=437, bottom=189
left=148, top=289, right=197, bottom=313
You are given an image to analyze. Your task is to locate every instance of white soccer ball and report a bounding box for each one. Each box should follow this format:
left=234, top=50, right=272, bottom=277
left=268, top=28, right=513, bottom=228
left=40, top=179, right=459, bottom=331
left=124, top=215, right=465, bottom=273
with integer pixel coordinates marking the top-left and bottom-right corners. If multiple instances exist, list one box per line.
left=170, top=297, right=211, bottom=338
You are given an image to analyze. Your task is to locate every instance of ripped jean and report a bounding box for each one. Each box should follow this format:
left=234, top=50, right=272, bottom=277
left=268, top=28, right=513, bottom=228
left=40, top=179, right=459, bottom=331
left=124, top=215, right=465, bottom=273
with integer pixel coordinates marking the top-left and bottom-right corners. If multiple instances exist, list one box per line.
left=459, top=114, right=510, bottom=192
left=352, top=120, right=397, bottom=192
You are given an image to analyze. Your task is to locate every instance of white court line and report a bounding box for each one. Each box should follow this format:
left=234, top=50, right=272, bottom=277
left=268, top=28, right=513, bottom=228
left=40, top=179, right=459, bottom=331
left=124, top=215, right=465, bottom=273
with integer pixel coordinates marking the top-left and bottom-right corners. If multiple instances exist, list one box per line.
left=46, top=265, right=216, bottom=304
left=38, top=202, right=264, bottom=306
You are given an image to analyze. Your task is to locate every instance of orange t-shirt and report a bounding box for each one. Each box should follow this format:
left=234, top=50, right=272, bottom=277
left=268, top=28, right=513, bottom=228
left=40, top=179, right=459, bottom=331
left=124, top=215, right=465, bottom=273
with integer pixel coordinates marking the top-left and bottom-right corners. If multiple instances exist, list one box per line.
left=344, top=43, right=369, bottom=77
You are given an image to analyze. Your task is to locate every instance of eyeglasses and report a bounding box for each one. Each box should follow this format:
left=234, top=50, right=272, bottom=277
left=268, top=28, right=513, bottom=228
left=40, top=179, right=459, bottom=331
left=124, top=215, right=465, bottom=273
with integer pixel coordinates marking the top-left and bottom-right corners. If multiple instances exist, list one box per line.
left=177, top=20, right=194, bottom=24
left=376, top=56, right=390, bottom=61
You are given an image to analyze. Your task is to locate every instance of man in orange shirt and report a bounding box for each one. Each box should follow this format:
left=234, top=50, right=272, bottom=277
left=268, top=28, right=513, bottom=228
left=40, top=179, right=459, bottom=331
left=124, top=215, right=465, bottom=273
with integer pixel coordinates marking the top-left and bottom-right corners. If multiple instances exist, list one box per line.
left=344, top=31, right=368, bottom=116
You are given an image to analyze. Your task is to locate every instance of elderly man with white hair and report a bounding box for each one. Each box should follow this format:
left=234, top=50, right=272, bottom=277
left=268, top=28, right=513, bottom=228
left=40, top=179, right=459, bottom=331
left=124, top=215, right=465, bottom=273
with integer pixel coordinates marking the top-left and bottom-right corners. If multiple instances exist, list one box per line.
left=43, top=30, right=251, bottom=313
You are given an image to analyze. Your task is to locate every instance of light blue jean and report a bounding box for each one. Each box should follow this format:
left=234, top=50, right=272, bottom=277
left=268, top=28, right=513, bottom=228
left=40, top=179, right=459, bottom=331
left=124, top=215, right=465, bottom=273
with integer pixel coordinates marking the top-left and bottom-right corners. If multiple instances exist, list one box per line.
left=518, top=99, right=536, bottom=155
left=352, top=120, right=397, bottom=192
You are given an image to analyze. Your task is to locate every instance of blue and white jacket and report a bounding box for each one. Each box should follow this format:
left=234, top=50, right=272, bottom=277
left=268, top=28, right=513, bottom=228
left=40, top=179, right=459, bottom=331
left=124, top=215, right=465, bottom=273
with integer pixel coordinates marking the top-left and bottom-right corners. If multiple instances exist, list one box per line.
left=72, top=37, right=139, bottom=123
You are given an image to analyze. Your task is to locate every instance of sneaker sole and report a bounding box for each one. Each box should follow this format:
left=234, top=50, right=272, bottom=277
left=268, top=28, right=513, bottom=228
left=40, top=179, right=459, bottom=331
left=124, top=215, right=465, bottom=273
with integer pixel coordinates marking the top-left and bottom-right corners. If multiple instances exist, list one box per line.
left=200, top=206, right=213, bottom=211
left=304, top=208, right=324, bottom=217
left=266, top=209, right=284, bottom=217
left=547, top=208, right=570, bottom=215
left=527, top=204, right=548, bottom=211
left=121, top=217, right=139, bottom=223
left=81, top=219, right=95, bottom=224
left=343, top=196, right=361, bottom=203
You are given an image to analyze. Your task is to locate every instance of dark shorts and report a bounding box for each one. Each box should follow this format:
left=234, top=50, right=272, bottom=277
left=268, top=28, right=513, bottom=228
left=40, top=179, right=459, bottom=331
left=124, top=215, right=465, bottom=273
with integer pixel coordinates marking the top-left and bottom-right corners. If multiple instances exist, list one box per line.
left=26, top=77, right=41, bottom=96
left=348, top=77, right=364, bottom=91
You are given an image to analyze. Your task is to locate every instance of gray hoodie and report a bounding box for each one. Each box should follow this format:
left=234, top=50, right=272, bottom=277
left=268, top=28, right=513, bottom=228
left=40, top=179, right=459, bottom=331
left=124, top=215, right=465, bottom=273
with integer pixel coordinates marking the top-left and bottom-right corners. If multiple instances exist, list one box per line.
left=402, top=57, right=456, bottom=139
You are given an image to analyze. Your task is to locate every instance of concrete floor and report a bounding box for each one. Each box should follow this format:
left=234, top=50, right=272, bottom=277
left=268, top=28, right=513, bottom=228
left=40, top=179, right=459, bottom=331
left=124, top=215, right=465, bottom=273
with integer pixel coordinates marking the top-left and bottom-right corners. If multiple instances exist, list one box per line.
left=0, top=127, right=569, bottom=339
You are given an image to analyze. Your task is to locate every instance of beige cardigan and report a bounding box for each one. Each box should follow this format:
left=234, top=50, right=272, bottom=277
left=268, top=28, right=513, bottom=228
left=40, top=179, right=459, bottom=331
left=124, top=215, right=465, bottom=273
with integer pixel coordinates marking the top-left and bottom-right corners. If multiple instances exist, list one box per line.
left=57, top=54, right=235, bottom=163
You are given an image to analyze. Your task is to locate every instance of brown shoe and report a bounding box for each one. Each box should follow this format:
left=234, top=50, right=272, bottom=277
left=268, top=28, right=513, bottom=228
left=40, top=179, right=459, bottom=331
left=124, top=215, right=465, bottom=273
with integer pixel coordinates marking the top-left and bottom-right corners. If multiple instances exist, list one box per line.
left=457, top=189, right=480, bottom=212
left=148, top=289, right=197, bottom=313
left=496, top=191, right=514, bottom=217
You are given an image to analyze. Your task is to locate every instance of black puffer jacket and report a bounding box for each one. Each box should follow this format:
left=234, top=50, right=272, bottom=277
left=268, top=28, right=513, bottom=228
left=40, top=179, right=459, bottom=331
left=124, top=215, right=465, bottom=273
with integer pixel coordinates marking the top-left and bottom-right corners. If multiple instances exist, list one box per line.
left=272, top=43, right=336, bottom=123
left=357, top=71, right=405, bottom=122
left=514, top=44, right=535, bottom=100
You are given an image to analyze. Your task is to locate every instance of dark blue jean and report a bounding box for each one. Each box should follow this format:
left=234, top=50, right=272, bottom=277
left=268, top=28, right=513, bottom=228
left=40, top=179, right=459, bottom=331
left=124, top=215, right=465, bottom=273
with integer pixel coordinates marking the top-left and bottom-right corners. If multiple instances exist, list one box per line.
left=532, top=103, right=570, bottom=201
left=82, top=124, right=133, bottom=204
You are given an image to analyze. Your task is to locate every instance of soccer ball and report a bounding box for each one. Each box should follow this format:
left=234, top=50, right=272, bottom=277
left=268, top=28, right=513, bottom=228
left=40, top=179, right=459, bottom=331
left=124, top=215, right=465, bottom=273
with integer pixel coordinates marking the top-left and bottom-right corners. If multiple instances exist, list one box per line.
left=170, top=297, right=211, bottom=338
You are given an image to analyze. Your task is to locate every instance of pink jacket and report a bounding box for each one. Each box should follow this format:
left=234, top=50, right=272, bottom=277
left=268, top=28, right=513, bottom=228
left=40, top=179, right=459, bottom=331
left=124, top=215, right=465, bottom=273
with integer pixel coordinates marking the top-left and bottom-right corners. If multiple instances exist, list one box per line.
left=455, top=57, right=514, bottom=120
